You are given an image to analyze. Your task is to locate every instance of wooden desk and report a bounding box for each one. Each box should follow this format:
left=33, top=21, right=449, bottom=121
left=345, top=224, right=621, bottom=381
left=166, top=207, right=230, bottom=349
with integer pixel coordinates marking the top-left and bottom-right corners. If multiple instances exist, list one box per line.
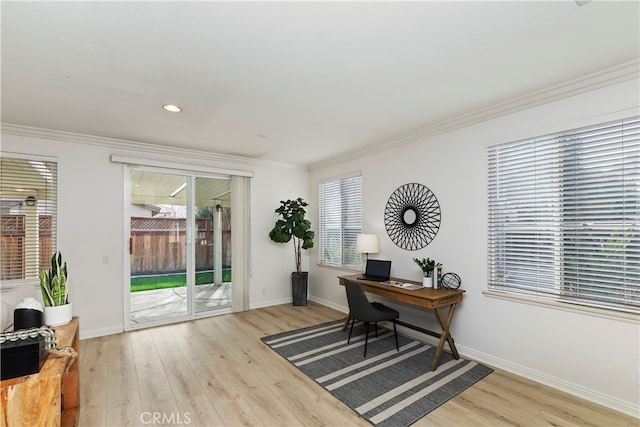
left=338, top=274, right=464, bottom=371
left=1, top=317, right=80, bottom=426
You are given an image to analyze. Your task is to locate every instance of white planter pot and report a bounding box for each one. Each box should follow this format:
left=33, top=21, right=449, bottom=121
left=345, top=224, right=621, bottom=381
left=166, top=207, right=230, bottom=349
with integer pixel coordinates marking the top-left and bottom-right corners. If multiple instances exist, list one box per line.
left=43, top=302, right=72, bottom=326
left=423, top=276, right=432, bottom=288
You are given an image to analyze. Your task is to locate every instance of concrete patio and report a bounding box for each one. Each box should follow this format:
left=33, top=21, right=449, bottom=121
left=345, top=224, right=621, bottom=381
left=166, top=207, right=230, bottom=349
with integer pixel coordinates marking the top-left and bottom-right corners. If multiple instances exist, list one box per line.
left=130, top=282, right=232, bottom=324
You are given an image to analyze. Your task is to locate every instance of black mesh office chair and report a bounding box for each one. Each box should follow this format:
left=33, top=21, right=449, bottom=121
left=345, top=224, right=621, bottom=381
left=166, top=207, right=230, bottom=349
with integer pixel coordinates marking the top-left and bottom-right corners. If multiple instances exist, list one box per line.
left=344, top=279, right=400, bottom=357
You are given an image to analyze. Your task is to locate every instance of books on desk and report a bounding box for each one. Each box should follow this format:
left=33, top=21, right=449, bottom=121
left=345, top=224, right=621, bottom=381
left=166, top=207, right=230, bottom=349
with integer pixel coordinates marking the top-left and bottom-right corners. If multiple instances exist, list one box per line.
left=382, top=280, right=425, bottom=291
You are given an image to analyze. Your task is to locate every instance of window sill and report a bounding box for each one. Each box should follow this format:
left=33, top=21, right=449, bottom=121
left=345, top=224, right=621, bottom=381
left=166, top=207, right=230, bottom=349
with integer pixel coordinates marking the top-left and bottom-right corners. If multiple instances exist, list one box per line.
left=316, top=262, right=360, bottom=274
left=0, top=280, right=39, bottom=292
left=483, top=290, right=639, bottom=324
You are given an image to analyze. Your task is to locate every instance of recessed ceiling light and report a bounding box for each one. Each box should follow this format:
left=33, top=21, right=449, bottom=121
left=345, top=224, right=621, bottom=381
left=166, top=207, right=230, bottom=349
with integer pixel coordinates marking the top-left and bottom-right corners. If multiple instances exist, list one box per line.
left=257, top=133, right=269, bottom=139
left=163, top=104, right=182, bottom=113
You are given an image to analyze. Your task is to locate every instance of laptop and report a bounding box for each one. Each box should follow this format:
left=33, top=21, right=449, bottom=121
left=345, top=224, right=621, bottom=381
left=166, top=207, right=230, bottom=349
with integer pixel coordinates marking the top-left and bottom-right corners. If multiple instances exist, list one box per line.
left=358, top=259, right=392, bottom=282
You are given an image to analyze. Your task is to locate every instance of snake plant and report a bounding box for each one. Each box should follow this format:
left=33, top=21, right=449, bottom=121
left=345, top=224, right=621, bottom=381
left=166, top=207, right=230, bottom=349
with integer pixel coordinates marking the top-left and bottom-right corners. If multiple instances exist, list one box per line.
left=39, top=251, right=69, bottom=307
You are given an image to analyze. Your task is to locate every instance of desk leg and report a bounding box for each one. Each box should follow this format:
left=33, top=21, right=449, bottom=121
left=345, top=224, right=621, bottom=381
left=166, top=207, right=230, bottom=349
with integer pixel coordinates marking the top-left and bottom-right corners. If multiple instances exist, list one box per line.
left=431, top=303, right=459, bottom=371
left=342, top=313, right=351, bottom=331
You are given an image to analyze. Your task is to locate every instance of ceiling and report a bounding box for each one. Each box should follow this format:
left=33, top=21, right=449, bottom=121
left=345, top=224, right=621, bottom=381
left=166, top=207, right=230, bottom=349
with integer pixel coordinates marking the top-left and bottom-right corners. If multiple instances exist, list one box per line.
left=131, top=171, right=232, bottom=208
left=2, top=1, right=639, bottom=166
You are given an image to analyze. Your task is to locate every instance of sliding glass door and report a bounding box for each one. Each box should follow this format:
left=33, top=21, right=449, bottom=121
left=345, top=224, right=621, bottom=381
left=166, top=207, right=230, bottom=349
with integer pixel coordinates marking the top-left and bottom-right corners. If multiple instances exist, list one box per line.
left=194, top=177, right=232, bottom=314
left=127, top=169, right=232, bottom=328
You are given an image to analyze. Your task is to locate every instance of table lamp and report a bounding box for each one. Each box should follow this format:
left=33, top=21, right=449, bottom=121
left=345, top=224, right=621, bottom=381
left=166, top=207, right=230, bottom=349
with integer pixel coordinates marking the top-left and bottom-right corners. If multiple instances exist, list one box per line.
left=356, top=233, right=379, bottom=273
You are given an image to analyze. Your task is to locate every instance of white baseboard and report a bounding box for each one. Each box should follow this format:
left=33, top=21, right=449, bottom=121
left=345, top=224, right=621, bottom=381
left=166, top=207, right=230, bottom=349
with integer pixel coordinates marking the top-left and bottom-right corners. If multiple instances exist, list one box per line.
left=250, top=297, right=292, bottom=310
left=308, top=296, right=348, bottom=314
left=80, top=324, right=123, bottom=340
left=252, top=296, right=348, bottom=312
left=393, top=324, right=639, bottom=418
left=459, top=345, right=639, bottom=419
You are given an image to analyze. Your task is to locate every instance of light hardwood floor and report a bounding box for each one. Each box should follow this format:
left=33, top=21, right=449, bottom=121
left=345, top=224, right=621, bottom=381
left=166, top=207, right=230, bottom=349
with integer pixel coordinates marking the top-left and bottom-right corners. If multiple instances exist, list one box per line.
left=79, top=302, right=638, bottom=426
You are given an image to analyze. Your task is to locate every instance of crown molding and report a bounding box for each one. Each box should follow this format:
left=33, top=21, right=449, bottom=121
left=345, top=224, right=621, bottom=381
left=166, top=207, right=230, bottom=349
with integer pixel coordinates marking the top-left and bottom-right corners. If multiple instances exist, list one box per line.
left=0, top=123, right=306, bottom=171
left=308, top=59, right=640, bottom=172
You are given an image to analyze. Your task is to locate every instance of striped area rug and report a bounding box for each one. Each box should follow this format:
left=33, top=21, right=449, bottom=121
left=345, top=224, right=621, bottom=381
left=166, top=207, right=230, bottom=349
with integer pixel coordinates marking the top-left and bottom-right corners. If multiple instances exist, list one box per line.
left=262, top=319, right=493, bottom=427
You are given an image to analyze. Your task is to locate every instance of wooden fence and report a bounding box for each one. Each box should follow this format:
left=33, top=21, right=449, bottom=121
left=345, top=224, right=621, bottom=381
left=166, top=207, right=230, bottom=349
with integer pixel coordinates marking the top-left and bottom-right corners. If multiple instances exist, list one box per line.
left=0, top=213, right=230, bottom=279
left=130, top=213, right=231, bottom=275
left=0, top=215, right=52, bottom=280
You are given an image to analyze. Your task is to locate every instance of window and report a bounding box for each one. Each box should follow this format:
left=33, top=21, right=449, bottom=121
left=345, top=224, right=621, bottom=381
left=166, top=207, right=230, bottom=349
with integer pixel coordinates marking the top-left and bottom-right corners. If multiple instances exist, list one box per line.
left=319, top=174, right=362, bottom=268
left=487, top=116, right=639, bottom=314
left=0, top=155, right=57, bottom=285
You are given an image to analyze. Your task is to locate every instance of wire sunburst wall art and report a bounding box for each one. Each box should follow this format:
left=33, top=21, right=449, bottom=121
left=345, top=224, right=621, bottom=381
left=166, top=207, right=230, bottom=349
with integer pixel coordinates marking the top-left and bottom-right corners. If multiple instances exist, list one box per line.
left=384, top=183, right=441, bottom=250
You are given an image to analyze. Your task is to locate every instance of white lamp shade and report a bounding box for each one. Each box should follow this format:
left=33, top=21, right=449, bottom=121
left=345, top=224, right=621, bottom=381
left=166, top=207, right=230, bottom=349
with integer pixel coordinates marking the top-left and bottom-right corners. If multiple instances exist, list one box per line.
left=356, top=233, right=379, bottom=254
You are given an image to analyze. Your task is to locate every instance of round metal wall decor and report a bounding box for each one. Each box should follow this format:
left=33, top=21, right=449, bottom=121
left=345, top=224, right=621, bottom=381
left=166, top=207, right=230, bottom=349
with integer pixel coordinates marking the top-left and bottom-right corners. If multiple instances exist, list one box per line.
left=384, top=183, right=441, bottom=250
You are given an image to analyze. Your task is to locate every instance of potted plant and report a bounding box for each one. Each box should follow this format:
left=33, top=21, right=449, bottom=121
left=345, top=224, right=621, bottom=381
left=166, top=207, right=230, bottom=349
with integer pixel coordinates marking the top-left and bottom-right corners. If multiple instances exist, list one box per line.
left=39, top=251, right=72, bottom=326
left=413, top=257, right=442, bottom=288
left=269, top=198, right=315, bottom=305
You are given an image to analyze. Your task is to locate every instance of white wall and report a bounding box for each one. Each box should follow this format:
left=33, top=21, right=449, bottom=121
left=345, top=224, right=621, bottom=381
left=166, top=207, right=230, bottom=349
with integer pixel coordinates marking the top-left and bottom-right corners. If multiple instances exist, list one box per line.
left=251, top=165, right=311, bottom=307
left=308, top=79, right=640, bottom=416
left=0, top=132, right=308, bottom=335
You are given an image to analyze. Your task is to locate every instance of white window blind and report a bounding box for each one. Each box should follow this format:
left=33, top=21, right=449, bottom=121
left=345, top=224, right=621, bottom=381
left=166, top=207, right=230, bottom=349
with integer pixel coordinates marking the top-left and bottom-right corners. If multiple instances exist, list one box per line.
left=0, top=155, right=57, bottom=284
left=487, top=116, right=640, bottom=314
left=319, top=174, right=362, bottom=268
